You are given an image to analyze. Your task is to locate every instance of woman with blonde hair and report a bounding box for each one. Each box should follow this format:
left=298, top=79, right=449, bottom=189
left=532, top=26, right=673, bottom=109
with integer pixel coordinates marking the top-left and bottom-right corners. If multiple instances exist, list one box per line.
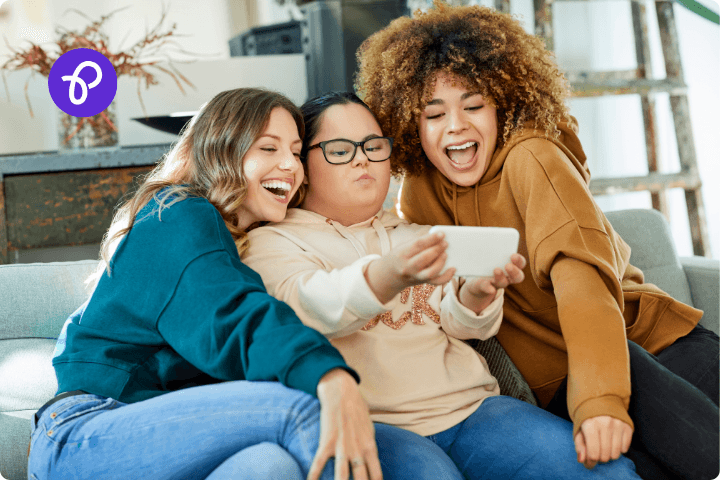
left=27, top=87, right=462, bottom=480
left=356, top=2, right=718, bottom=479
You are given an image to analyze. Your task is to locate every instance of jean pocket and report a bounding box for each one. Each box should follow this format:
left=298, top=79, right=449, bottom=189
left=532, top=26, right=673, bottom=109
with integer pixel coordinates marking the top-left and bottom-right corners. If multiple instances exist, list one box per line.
left=48, top=395, right=116, bottom=428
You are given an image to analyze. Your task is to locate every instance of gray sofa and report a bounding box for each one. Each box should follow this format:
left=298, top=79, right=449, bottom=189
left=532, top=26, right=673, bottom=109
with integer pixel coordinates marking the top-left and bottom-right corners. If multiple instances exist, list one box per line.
left=1, top=208, right=718, bottom=480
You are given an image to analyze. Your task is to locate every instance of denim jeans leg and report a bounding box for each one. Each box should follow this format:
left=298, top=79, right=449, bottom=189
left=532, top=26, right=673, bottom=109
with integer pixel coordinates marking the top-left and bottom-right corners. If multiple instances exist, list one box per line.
left=373, top=423, right=464, bottom=480
left=28, top=381, right=335, bottom=480
left=204, top=442, right=304, bottom=480
left=28, top=381, right=469, bottom=480
left=655, top=324, right=719, bottom=406
left=428, top=396, right=640, bottom=480
left=200, top=421, right=465, bottom=480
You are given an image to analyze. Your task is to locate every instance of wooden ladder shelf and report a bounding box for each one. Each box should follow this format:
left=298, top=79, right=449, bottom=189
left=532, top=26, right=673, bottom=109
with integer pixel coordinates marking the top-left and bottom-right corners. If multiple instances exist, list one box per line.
left=495, top=0, right=711, bottom=256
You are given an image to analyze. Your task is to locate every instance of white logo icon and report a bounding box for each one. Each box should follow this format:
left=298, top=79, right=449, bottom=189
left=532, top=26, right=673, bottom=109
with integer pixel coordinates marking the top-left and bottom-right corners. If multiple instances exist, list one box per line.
left=61, top=61, right=103, bottom=105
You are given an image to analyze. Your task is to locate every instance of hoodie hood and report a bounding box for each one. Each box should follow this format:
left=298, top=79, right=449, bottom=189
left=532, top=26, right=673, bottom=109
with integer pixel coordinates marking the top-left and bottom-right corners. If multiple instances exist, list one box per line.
left=279, top=207, right=405, bottom=229
left=438, top=116, right=588, bottom=193
left=265, top=207, right=406, bottom=258
left=399, top=117, right=588, bottom=227
left=482, top=116, right=588, bottom=186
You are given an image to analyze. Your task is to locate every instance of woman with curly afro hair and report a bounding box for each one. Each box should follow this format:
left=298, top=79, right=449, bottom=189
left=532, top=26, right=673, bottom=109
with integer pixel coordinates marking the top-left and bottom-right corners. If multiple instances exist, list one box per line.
left=357, top=1, right=719, bottom=479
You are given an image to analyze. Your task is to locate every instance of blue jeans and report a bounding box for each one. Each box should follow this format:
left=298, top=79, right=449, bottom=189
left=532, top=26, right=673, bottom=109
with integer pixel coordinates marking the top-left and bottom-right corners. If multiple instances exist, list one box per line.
left=426, top=395, right=641, bottom=480
left=204, top=442, right=304, bottom=480
left=28, top=381, right=464, bottom=480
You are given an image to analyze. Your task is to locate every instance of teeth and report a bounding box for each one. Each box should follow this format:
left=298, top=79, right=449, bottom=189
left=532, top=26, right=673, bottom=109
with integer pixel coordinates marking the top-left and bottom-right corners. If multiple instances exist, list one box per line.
left=261, top=180, right=291, bottom=192
left=447, top=141, right=476, bottom=150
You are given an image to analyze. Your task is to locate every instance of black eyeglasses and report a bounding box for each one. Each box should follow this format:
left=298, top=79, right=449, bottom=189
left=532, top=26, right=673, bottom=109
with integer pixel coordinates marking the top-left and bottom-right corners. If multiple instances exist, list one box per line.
left=306, top=137, right=394, bottom=165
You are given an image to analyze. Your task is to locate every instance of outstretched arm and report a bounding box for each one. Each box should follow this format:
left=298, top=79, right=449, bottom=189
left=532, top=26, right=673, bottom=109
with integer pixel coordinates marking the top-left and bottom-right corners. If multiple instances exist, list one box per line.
left=551, top=255, right=634, bottom=469
left=500, top=140, right=636, bottom=462
left=244, top=227, right=405, bottom=338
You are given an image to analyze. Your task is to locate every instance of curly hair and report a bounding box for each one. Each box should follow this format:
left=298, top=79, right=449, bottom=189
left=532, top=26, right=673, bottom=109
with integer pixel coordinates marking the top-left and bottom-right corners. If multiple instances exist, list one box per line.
left=356, top=0, right=571, bottom=177
left=91, top=88, right=303, bottom=284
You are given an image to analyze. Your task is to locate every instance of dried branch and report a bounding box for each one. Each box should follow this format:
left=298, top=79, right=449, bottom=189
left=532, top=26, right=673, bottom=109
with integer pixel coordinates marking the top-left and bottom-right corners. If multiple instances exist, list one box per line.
left=0, top=3, right=198, bottom=117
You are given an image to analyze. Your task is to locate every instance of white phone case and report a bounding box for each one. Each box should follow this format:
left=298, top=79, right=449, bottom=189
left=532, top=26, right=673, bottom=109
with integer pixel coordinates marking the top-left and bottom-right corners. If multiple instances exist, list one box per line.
left=428, top=226, right=520, bottom=277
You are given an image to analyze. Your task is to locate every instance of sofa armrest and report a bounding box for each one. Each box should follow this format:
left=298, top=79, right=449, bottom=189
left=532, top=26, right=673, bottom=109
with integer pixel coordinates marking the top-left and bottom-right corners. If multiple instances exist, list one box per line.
left=680, top=256, right=719, bottom=335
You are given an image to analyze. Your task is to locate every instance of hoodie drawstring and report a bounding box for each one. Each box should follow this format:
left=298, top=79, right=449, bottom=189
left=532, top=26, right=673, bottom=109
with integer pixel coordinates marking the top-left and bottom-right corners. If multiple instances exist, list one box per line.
left=450, top=181, right=481, bottom=226
left=325, top=215, right=392, bottom=257
left=452, top=184, right=459, bottom=226
left=325, top=218, right=367, bottom=257
left=371, top=216, right=391, bottom=256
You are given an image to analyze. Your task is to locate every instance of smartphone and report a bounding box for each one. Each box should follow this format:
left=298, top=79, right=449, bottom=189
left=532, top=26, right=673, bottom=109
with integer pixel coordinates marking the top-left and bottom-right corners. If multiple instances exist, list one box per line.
left=428, top=225, right=520, bottom=277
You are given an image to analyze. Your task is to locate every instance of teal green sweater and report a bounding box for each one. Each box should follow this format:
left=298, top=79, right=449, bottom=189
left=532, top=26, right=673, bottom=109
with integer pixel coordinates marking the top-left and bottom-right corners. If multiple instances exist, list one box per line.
left=53, top=194, right=356, bottom=403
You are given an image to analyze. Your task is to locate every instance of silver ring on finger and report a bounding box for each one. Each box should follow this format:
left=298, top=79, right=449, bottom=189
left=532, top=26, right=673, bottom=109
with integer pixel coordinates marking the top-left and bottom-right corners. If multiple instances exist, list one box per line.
left=351, top=457, right=365, bottom=467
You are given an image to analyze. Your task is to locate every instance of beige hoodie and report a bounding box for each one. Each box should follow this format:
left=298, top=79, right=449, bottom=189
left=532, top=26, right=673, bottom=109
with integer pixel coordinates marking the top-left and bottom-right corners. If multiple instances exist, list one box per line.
left=243, top=208, right=504, bottom=436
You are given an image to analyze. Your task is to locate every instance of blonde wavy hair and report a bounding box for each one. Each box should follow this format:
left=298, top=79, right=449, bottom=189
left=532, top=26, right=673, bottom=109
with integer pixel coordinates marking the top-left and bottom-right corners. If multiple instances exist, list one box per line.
left=91, top=88, right=303, bottom=284
left=356, top=0, right=571, bottom=177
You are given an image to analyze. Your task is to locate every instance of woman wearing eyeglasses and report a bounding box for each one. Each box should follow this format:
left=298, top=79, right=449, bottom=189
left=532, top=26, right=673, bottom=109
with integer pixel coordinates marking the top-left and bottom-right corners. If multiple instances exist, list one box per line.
left=241, top=91, right=642, bottom=479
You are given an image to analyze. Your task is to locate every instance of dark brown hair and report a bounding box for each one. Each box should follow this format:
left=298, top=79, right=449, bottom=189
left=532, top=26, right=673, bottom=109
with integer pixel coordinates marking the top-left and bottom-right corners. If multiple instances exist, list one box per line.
left=290, top=91, right=378, bottom=208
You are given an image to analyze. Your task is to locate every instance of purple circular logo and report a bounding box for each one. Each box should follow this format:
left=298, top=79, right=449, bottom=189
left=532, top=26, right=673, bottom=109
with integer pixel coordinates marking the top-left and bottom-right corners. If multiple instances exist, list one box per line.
left=48, top=48, right=117, bottom=117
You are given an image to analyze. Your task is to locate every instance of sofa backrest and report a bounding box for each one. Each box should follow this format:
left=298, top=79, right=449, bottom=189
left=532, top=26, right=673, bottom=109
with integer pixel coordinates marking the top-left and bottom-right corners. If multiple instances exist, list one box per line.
left=0, top=260, right=100, bottom=339
left=604, top=208, right=694, bottom=306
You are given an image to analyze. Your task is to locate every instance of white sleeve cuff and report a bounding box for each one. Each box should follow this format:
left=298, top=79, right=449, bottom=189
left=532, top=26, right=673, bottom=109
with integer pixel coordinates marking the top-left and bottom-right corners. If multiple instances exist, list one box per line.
left=297, top=255, right=399, bottom=330
left=440, top=281, right=504, bottom=339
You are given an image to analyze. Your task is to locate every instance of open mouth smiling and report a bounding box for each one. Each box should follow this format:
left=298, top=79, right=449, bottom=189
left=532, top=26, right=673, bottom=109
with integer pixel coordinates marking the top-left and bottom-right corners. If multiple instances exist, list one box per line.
left=445, top=141, right=478, bottom=166
left=261, top=180, right=292, bottom=200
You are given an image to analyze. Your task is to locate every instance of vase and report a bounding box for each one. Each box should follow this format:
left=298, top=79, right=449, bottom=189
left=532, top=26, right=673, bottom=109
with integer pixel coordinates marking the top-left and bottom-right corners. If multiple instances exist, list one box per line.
left=58, top=99, right=119, bottom=150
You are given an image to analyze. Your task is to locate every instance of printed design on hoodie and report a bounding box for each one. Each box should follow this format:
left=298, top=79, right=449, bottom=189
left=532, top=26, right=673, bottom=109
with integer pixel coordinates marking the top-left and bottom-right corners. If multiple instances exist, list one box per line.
left=362, top=284, right=440, bottom=331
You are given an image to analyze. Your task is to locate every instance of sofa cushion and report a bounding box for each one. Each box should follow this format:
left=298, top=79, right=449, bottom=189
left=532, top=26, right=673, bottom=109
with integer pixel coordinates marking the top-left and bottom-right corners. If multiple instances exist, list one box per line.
left=680, top=256, right=720, bottom=334
left=0, top=260, right=98, bottom=480
left=0, top=339, right=59, bottom=412
left=468, top=337, right=538, bottom=406
left=0, top=260, right=99, bottom=339
left=604, top=209, right=694, bottom=306
left=0, top=410, right=35, bottom=480
left=0, top=339, right=58, bottom=480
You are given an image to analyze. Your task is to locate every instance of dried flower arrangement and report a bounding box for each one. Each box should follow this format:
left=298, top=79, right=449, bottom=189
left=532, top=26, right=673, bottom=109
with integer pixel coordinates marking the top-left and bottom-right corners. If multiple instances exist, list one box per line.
left=1, top=5, right=195, bottom=147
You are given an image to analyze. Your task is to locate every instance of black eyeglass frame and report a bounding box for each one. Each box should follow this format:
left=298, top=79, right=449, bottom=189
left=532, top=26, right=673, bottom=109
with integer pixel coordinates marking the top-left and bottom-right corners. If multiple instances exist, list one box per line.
left=306, top=137, right=394, bottom=165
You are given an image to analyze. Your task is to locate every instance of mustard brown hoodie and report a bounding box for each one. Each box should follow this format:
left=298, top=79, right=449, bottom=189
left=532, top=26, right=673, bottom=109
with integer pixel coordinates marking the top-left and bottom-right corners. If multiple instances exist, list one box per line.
left=400, top=117, right=702, bottom=436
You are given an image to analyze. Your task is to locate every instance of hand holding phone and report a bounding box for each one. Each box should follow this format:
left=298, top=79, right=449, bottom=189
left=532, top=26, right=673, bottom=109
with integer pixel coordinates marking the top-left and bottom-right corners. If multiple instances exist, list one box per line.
left=459, top=254, right=526, bottom=314
left=365, top=230, right=455, bottom=304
